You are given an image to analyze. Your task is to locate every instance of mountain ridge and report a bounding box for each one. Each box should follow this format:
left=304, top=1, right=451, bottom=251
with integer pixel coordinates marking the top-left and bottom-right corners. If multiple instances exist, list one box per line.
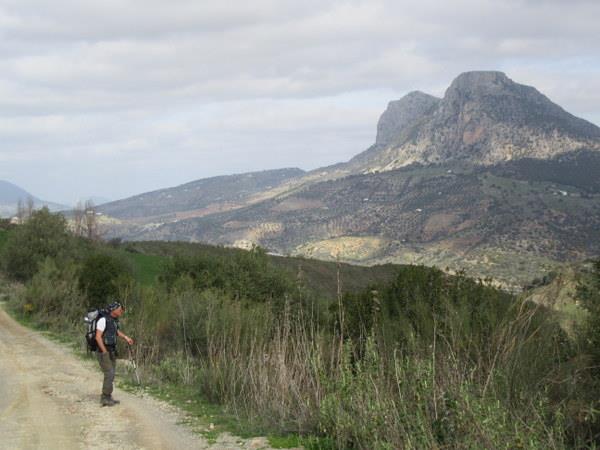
left=0, top=180, right=68, bottom=218
left=0, top=180, right=41, bottom=204
left=93, top=71, right=600, bottom=287
left=117, top=150, right=600, bottom=288
left=98, top=167, right=305, bottom=221
left=343, top=71, right=600, bottom=174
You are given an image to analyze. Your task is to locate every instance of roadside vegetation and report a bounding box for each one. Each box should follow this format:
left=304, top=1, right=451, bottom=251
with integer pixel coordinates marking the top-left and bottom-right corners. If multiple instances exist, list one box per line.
left=1, top=208, right=599, bottom=449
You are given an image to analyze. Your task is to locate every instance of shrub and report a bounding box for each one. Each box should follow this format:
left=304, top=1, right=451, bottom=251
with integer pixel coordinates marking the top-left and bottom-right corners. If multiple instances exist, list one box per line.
left=78, top=252, right=134, bottom=307
left=577, top=260, right=600, bottom=367
left=572, top=259, right=600, bottom=441
left=14, top=258, right=86, bottom=329
left=160, top=246, right=296, bottom=303
left=0, top=208, right=74, bottom=281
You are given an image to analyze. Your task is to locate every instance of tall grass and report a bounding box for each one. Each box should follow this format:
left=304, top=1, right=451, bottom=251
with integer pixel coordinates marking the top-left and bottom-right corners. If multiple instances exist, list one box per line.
left=108, top=277, right=585, bottom=449
left=5, top=237, right=600, bottom=448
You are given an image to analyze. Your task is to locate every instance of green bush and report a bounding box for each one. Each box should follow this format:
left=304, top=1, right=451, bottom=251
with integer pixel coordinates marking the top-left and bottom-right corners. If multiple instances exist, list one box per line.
left=160, top=246, right=296, bottom=303
left=0, top=208, right=76, bottom=281
left=318, top=337, right=566, bottom=450
left=0, top=229, right=8, bottom=251
left=572, top=259, right=600, bottom=440
left=0, top=218, right=11, bottom=229
left=78, top=252, right=134, bottom=307
left=14, top=258, right=86, bottom=329
left=577, top=260, right=600, bottom=368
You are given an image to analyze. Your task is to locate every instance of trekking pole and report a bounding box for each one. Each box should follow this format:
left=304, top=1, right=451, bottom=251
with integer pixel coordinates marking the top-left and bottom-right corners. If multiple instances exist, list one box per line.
left=127, top=344, right=141, bottom=385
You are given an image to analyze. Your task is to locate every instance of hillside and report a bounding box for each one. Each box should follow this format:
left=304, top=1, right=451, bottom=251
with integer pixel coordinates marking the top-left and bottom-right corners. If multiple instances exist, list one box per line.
left=0, top=180, right=35, bottom=204
left=521, top=260, right=599, bottom=333
left=122, top=240, right=400, bottom=300
left=109, top=150, right=599, bottom=288
left=98, top=71, right=600, bottom=288
left=8, top=208, right=600, bottom=448
left=98, top=168, right=305, bottom=221
left=0, top=180, right=68, bottom=218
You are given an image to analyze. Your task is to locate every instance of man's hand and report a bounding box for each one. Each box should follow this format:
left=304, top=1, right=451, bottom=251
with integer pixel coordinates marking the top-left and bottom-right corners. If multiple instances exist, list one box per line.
left=117, top=330, right=134, bottom=346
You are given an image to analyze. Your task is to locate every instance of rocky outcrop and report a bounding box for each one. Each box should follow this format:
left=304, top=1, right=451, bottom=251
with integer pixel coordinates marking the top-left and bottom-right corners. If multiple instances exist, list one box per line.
left=347, top=71, right=600, bottom=172
left=375, top=91, right=440, bottom=147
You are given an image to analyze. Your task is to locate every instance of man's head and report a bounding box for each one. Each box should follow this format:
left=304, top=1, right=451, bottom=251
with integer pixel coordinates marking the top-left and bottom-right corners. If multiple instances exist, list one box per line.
left=107, top=301, right=124, bottom=318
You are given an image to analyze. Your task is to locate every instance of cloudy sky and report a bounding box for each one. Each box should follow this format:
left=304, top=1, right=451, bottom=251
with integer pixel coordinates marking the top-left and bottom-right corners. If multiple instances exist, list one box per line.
left=1, top=0, right=599, bottom=204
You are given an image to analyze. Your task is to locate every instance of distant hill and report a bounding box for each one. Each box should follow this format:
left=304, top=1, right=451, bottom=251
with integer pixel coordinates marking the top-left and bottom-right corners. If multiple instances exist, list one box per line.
left=78, top=196, right=113, bottom=206
left=98, top=72, right=600, bottom=288
left=0, top=180, right=67, bottom=218
left=114, top=151, right=599, bottom=288
left=98, top=168, right=305, bottom=222
left=0, top=180, right=37, bottom=205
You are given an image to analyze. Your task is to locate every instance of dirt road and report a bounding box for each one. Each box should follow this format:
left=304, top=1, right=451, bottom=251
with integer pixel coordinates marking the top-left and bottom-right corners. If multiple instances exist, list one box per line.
left=0, top=304, right=281, bottom=450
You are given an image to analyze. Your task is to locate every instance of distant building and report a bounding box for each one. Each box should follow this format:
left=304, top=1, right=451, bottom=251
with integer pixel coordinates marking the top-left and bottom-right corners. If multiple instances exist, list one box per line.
left=233, top=239, right=255, bottom=250
left=10, top=216, right=20, bottom=225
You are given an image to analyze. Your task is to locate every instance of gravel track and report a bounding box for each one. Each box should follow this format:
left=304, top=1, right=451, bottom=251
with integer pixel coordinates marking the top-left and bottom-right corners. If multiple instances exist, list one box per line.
left=0, top=304, right=285, bottom=450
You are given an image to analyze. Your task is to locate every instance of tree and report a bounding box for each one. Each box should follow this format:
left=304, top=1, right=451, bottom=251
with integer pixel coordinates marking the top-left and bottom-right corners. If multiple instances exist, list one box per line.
left=16, top=199, right=24, bottom=224
left=84, top=200, right=98, bottom=240
left=78, top=252, right=133, bottom=307
left=0, top=208, right=71, bottom=281
left=26, top=196, right=35, bottom=219
left=73, top=201, right=85, bottom=237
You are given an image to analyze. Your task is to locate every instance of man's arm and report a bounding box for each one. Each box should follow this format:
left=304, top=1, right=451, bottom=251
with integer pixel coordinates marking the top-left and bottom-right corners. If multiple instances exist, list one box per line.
left=95, top=329, right=108, bottom=353
left=117, top=330, right=134, bottom=345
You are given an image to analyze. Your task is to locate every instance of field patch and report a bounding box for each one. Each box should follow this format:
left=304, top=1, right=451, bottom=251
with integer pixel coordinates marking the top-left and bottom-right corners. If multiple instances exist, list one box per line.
left=296, top=236, right=386, bottom=261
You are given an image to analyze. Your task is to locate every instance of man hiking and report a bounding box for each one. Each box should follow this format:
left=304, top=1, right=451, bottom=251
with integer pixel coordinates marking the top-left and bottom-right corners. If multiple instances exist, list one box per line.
left=95, top=301, right=134, bottom=406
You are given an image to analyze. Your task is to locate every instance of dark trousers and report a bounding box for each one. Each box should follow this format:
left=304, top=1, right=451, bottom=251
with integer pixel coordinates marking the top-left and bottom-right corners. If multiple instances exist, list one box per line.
left=97, top=351, right=117, bottom=398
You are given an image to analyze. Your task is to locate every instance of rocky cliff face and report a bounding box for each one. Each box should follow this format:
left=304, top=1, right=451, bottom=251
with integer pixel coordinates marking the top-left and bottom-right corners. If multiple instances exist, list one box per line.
left=347, top=91, right=440, bottom=169
left=348, top=71, right=600, bottom=172
left=375, top=91, right=441, bottom=147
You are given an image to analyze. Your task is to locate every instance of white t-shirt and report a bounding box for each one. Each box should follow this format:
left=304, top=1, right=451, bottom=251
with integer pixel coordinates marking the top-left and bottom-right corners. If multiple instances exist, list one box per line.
left=96, top=317, right=107, bottom=332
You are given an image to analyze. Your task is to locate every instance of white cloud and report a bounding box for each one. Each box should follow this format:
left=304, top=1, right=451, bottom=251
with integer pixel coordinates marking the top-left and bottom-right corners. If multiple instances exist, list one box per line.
left=0, top=0, right=598, bottom=203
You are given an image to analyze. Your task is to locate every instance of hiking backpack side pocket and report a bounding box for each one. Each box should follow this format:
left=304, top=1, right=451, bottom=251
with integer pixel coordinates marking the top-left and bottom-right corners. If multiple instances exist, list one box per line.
left=84, top=309, right=102, bottom=352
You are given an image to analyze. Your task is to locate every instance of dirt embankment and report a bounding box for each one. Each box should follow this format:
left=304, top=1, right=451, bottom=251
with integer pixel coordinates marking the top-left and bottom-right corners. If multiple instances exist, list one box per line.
left=0, top=304, right=283, bottom=450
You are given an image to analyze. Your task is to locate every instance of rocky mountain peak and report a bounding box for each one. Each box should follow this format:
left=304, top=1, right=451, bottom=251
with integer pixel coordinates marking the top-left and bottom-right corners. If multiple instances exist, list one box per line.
left=441, top=71, right=544, bottom=119
left=347, top=71, right=600, bottom=172
left=445, top=71, right=512, bottom=96
left=441, top=71, right=600, bottom=138
left=375, top=91, right=440, bottom=147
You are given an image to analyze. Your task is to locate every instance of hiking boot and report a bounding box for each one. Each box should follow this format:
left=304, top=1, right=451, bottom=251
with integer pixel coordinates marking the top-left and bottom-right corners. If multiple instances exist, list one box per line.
left=101, top=396, right=117, bottom=407
left=110, top=397, right=120, bottom=405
